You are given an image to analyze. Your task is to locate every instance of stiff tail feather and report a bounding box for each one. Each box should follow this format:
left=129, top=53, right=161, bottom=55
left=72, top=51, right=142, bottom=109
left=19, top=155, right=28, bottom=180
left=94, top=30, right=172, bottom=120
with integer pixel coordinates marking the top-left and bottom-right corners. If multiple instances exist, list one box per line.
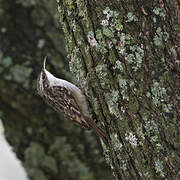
left=84, top=116, right=109, bottom=146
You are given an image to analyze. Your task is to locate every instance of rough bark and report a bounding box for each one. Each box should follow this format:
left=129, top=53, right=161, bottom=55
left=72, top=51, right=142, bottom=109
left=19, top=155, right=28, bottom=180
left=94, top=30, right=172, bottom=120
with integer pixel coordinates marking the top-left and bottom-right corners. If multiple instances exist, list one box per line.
left=0, top=0, right=112, bottom=180
left=57, top=0, right=180, bottom=179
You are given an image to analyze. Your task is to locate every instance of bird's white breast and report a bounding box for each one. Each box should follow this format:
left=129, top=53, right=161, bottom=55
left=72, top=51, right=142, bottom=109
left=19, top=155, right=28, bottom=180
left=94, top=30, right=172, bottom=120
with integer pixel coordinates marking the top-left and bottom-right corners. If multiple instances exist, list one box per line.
left=45, top=69, right=90, bottom=117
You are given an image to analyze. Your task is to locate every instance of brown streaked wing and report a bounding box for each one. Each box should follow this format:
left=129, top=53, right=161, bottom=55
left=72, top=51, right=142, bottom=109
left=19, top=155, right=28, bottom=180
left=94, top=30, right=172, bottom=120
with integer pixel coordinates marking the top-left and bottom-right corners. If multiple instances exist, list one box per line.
left=52, top=86, right=89, bottom=129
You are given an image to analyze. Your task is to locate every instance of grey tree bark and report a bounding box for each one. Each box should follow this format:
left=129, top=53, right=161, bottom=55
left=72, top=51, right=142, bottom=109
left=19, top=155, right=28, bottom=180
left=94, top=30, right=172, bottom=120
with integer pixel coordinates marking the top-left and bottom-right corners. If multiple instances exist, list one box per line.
left=57, top=0, right=180, bottom=179
left=0, top=0, right=112, bottom=180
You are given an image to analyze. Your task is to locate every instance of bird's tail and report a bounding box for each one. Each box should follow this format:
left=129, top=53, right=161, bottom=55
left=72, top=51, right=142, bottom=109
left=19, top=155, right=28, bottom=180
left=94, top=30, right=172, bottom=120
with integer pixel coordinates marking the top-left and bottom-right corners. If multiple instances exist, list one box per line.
left=84, top=116, right=109, bottom=146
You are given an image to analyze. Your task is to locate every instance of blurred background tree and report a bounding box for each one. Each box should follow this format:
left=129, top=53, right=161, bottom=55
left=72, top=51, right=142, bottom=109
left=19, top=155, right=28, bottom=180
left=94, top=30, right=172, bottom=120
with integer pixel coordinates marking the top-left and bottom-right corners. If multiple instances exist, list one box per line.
left=0, top=0, right=112, bottom=180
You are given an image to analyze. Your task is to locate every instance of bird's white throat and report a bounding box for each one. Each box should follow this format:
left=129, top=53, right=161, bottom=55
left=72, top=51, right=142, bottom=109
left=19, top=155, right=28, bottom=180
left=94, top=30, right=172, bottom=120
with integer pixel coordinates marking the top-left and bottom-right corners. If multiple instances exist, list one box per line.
left=44, top=69, right=81, bottom=94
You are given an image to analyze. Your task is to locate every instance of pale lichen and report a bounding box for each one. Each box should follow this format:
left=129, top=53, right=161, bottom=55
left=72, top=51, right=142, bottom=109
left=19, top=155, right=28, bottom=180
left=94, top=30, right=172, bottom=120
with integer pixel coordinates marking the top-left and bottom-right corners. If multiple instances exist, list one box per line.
left=105, top=91, right=120, bottom=117
left=113, top=60, right=124, bottom=72
left=118, top=78, right=129, bottom=101
left=68, top=47, right=86, bottom=86
left=119, top=160, right=127, bottom=171
left=87, top=31, right=98, bottom=47
left=153, top=7, right=165, bottom=19
left=104, top=148, right=114, bottom=171
left=126, top=12, right=138, bottom=22
left=155, top=159, right=165, bottom=177
left=87, top=7, right=123, bottom=56
left=95, top=64, right=110, bottom=88
left=110, top=133, right=123, bottom=151
left=125, top=44, right=144, bottom=71
left=136, top=125, right=145, bottom=146
left=102, top=27, right=114, bottom=38
left=125, top=132, right=138, bottom=148
left=153, top=27, right=169, bottom=47
left=150, top=81, right=173, bottom=114
left=144, top=117, right=159, bottom=143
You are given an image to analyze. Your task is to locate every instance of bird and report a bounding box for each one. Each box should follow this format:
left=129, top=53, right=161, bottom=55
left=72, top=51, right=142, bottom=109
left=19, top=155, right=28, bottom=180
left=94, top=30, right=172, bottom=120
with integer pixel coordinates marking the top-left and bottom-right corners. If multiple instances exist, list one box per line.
left=37, top=57, right=109, bottom=146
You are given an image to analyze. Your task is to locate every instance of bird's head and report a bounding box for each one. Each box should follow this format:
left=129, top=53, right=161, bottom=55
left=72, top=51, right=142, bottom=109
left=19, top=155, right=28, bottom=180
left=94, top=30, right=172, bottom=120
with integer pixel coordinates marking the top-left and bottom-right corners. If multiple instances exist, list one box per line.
left=37, top=56, right=56, bottom=97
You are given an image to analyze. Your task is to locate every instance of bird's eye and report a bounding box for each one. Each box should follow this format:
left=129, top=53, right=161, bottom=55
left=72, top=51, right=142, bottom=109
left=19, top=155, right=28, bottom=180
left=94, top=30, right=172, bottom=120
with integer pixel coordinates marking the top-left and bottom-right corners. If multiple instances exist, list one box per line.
left=42, top=73, right=46, bottom=80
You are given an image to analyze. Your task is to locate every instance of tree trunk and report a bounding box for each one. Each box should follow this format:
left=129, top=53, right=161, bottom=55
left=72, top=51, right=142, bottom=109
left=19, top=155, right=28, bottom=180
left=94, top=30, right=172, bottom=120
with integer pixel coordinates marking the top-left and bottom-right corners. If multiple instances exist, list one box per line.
left=57, top=0, right=180, bottom=179
left=0, top=0, right=112, bottom=179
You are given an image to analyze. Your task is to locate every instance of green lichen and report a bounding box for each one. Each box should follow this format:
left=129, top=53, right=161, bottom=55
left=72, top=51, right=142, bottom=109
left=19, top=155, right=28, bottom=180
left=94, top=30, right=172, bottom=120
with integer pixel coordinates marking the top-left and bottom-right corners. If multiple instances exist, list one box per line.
left=87, top=7, right=123, bottom=57
left=153, top=17, right=157, bottom=23
left=136, top=125, right=145, bottom=145
left=103, top=7, right=112, bottom=15
left=119, top=78, right=127, bottom=88
left=146, top=92, right=151, bottom=98
left=87, top=31, right=98, bottom=47
left=129, top=80, right=135, bottom=87
left=101, top=8, right=123, bottom=35
left=144, top=172, right=151, bottom=178
left=95, top=64, right=110, bottom=88
left=113, top=60, right=124, bottom=72
left=118, top=78, right=129, bottom=101
left=65, top=0, right=75, bottom=15
left=106, top=100, right=119, bottom=117
left=95, top=29, right=103, bottom=40
left=68, top=47, right=85, bottom=86
left=104, top=148, right=114, bottom=171
left=150, top=81, right=173, bottom=113
left=57, top=4, right=64, bottom=22
left=124, top=34, right=132, bottom=44
left=126, top=12, right=138, bottom=22
left=130, top=45, right=144, bottom=71
left=65, top=0, right=74, bottom=6
left=113, top=19, right=123, bottom=31
left=111, top=90, right=120, bottom=102
left=76, top=0, right=88, bottom=18
left=144, top=117, right=159, bottom=143
left=110, top=134, right=127, bottom=172
left=105, top=90, right=120, bottom=117
left=118, top=43, right=144, bottom=72
left=155, top=159, right=165, bottom=177
left=153, top=7, right=165, bottom=19
left=111, top=133, right=123, bottom=152
left=125, top=132, right=138, bottom=148
left=96, top=43, right=108, bottom=54
left=102, top=27, right=114, bottom=38
left=153, top=27, right=169, bottom=47
left=119, top=160, right=127, bottom=171
left=126, top=53, right=134, bottom=64
left=156, top=143, right=164, bottom=153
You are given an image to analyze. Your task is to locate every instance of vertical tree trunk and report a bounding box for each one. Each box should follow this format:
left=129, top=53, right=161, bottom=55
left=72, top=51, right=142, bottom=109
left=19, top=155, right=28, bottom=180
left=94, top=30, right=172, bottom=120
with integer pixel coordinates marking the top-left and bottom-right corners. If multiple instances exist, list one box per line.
left=57, top=0, right=180, bottom=179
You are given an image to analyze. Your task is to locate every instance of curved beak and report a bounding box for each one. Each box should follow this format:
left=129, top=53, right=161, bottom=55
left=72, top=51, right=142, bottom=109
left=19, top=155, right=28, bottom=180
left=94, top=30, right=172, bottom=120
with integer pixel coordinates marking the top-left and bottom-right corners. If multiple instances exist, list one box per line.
left=42, top=56, right=47, bottom=70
